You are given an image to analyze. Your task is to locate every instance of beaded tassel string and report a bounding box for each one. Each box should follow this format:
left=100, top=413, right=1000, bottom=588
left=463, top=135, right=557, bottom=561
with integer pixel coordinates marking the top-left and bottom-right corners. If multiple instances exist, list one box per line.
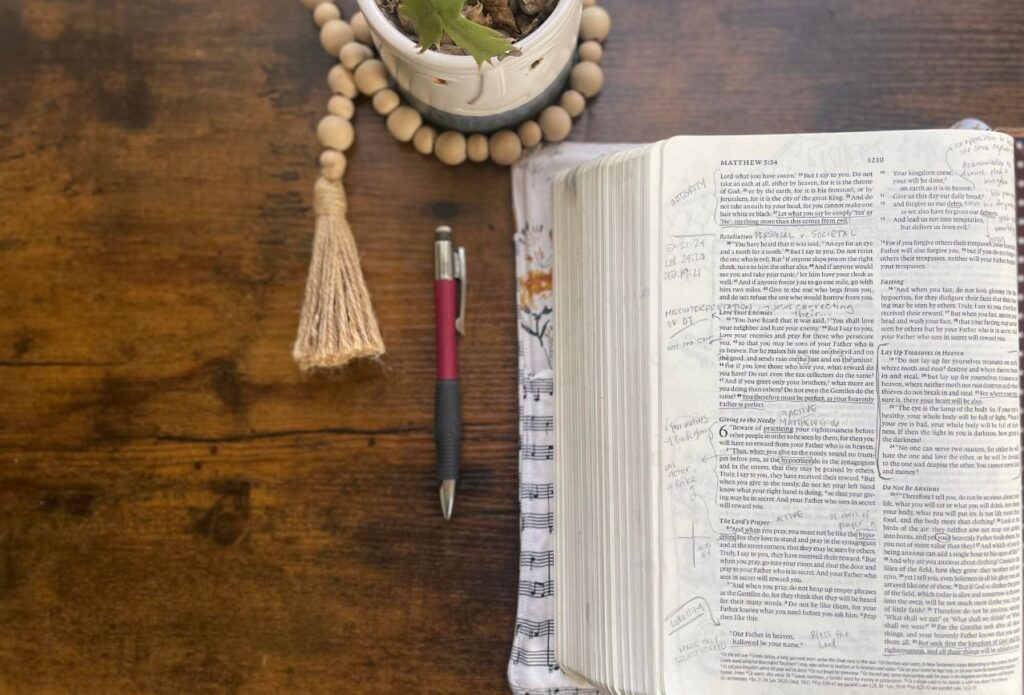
left=294, top=0, right=610, bottom=369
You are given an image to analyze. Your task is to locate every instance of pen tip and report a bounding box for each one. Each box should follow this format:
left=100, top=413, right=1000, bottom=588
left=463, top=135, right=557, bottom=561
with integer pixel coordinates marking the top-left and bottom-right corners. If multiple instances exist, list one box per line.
left=435, top=225, right=452, bottom=241
left=439, top=479, right=456, bottom=521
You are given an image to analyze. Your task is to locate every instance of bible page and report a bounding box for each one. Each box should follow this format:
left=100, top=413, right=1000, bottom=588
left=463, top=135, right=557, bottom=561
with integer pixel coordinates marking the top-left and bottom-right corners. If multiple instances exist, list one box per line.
left=656, top=130, right=1022, bottom=695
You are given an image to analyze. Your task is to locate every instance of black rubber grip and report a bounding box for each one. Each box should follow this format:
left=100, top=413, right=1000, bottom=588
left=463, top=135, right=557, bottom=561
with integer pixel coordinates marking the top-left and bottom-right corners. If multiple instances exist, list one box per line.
left=434, top=379, right=461, bottom=482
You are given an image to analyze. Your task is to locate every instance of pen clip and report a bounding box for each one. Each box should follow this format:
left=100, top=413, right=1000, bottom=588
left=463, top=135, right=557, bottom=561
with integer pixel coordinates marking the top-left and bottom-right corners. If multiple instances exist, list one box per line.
left=454, top=246, right=467, bottom=336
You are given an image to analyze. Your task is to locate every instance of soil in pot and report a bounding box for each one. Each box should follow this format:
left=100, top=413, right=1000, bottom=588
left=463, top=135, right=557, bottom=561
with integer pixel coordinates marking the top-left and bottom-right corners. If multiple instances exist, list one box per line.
left=377, top=0, right=561, bottom=55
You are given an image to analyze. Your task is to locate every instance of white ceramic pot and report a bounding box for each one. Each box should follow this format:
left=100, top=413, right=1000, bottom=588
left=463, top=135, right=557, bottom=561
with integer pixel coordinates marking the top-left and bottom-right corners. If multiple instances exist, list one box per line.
left=355, top=0, right=582, bottom=132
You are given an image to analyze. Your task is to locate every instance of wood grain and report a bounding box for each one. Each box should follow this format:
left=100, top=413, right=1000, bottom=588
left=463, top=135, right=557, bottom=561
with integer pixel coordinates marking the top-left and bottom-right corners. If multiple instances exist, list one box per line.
left=0, top=0, right=1021, bottom=692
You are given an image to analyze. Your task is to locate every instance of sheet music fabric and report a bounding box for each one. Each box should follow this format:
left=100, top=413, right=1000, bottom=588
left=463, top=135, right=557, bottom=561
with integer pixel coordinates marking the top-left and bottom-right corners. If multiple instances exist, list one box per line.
left=509, top=143, right=630, bottom=695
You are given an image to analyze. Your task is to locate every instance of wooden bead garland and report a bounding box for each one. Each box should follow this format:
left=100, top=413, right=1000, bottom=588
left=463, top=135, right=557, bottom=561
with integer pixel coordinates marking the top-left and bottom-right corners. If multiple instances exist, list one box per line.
left=340, top=41, right=373, bottom=70
left=570, top=60, right=603, bottom=98
left=539, top=105, right=572, bottom=143
left=327, top=94, right=355, bottom=119
left=579, top=5, right=611, bottom=42
left=578, top=39, right=602, bottom=63
left=319, top=149, right=348, bottom=181
left=386, top=105, right=422, bottom=142
left=372, top=88, right=400, bottom=116
left=467, top=134, right=490, bottom=163
left=435, top=131, right=468, bottom=166
left=317, top=114, right=354, bottom=151
left=353, top=59, right=389, bottom=96
left=349, top=11, right=372, bottom=45
left=295, top=1, right=612, bottom=369
left=518, top=121, right=543, bottom=148
left=320, top=19, right=354, bottom=55
left=313, top=2, right=340, bottom=27
left=560, top=89, right=586, bottom=118
left=412, top=125, right=437, bottom=156
left=327, top=64, right=357, bottom=99
left=490, top=130, right=523, bottom=166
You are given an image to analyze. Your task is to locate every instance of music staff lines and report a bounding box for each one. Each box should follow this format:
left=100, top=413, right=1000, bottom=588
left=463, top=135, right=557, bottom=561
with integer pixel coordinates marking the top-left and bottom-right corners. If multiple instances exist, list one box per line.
left=521, top=512, right=554, bottom=532
left=521, top=550, right=555, bottom=568
left=516, top=618, right=555, bottom=638
left=511, top=645, right=557, bottom=668
left=523, top=415, right=554, bottom=432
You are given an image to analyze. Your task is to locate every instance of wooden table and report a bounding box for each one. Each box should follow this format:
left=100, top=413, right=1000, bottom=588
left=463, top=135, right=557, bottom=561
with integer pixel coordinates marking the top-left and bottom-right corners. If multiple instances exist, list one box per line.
left=0, top=0, right=1021, bottom=692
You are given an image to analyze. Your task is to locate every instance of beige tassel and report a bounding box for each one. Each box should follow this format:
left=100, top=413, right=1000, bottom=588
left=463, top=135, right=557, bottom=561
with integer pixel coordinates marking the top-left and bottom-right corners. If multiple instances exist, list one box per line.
left=293, top=175, right=384, bottom=370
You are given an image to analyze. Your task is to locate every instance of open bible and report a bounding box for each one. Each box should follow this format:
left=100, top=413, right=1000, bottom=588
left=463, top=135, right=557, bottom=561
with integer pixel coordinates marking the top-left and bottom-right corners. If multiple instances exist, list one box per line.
left=552, top=130, right=1023, bottom=695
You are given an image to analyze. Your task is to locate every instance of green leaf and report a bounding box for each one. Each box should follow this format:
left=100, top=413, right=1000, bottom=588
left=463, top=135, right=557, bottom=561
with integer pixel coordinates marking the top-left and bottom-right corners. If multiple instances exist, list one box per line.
left=399, top=0, right=444, bottom=52
left=399, top=0, right=516, bottom=66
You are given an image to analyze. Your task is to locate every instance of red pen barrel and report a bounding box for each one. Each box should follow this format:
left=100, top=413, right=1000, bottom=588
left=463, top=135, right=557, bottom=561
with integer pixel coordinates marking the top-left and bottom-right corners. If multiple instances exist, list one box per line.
left=433, top=276, right=461, bottom=495
left=434, top=278, right=459, bottom=379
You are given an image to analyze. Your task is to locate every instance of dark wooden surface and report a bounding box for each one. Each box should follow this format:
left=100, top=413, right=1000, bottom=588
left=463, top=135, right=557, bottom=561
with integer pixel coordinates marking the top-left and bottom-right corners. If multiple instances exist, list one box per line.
left=0, top=0, right=1022, bottom=692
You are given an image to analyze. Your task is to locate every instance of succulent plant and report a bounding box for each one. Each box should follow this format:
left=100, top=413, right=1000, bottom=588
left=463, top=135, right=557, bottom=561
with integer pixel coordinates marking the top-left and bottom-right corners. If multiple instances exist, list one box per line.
left=399, top=0, right=518, bottom=66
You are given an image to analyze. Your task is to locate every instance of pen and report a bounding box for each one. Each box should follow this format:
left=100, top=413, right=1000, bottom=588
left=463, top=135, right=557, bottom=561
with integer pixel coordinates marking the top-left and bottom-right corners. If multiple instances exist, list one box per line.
left=433, top=225, right=466, bottom=520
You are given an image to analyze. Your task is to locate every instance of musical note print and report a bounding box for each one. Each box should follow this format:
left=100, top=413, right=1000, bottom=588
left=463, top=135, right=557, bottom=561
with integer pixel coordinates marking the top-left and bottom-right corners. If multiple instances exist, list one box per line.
left=522, top=443, right=554, bottom=461
left=516, top=618, right=555, bottom=638
left=520, top=482, right=555, bottom=500
left=519, top=579, right=554, bottom=598
left=522, top=378, right=554, bottom=402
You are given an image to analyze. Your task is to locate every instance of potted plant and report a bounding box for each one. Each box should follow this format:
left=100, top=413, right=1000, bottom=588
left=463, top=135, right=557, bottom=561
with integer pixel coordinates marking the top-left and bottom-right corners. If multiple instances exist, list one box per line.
left=355, top=0, right=582, bottom=132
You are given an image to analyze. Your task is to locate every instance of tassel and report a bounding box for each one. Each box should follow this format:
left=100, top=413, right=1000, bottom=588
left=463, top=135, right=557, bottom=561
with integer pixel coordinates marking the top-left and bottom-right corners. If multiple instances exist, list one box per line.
left=293, top=170, right=385, bottom=370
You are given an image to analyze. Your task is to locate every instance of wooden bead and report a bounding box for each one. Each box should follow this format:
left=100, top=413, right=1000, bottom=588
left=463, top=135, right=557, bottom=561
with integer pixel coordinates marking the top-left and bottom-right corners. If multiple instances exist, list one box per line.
left=386, top=105, right=422, bottom=142
left=490, top=129, right=522, bottom=166
left=301, top=0, right=330, bottom=10
left=467, top=134, right=489, bottom=163
left=327, top=64, right=357, bottom=98
left=518, top=120, right=542, bottom=148
left=317, top=115, right=354, bottom=151
left=313, top=2, right=340, bottom=27
left=327, top=95, right=355, bottom=119
left=560, top=89, right=586, bottom=118
left=579, top=5, right=611, bottom=42
left=372, top=88, right=400, bottom=116
left=350, top=12, right=373, bottom=45
left=435, top=131, right=467, bottom=166
left=340, top=42, right=373, bottom=70
left=320, top=149, right=348, bottom=181
left=570, top=61, right=603, bottom=98
left=320, top=19, right=354, bottom=56
left=413, top=125, right=437, bottom=155
left=539, top=105, right=572, bottom=143
left=578, top=39, right=603, bottom=63
left=354, top=59, right=389, bottom=96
